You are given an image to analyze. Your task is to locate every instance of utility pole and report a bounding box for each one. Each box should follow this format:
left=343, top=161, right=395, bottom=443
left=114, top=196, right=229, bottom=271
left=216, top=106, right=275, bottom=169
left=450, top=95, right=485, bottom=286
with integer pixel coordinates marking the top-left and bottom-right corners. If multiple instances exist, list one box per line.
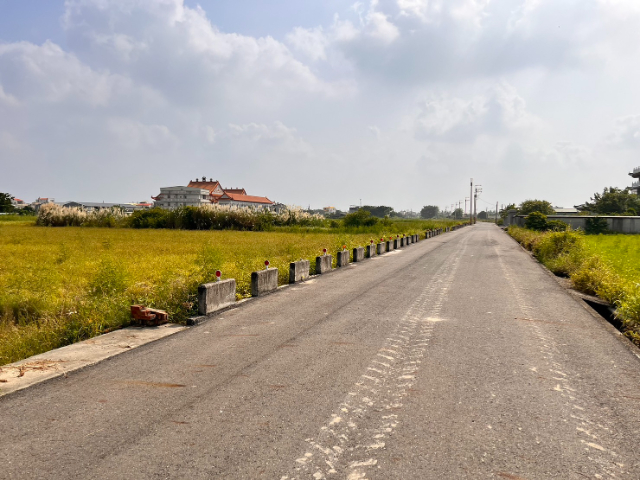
left=469, top=178, right=473, bottom=225
left=495, top=201, right=499, bottom=224
left=474, top=185, right=482, bottom=223
left=465, top=197, right=469, bottom=216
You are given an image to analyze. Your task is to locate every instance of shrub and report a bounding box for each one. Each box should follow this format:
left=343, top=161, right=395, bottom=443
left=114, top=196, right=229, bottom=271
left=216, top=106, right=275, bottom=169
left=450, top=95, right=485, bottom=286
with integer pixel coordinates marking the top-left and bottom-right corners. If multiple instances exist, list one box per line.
left=127, top=208, right=171, bottom=228
left=343, top=209, right=379, bottom=227
left=519, top=200, right=555, bottom=215
left=585, top=217, right=609, bottom=235
left=533, top=230, right=585, bottom=276
left=546, top=220, right=569, bottom=232
left=37, top=203, right=126, bottom=227
left=525, top=212, right=548, bottom=231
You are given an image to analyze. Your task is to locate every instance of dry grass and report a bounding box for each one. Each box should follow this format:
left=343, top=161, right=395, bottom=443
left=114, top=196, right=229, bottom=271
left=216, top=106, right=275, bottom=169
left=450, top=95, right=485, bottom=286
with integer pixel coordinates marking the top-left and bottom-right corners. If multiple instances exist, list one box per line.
left=0, top=220, right=454, bottom=365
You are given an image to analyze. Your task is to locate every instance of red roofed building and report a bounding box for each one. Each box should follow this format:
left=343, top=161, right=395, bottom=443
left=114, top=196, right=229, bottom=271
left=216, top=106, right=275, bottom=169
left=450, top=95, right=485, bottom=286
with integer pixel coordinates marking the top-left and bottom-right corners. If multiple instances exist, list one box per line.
left=154, top=177, right=277, bottom=210
left=217, top=192, right=274, bottom=209
left=224, top=188, right=247, bottom=195
left=187, top=177, right=225, bottom=202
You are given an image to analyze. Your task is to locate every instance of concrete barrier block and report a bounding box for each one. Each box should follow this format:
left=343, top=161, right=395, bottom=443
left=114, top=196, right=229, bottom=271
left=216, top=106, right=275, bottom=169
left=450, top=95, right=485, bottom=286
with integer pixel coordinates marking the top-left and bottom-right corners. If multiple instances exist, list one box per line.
left=353, top=247, right=365, bottom=262
left=316, top=255, right=332, bottom=274
left=377, top=243, right=385, bottom=255
left=387, top=240, right=394, bottom=251
left=365, top=244, right=376, bottom=258
left=337, top=250, right=349, bottom=267
left=289, top=260, right=310, bottom=284
left=394, top=238, right=400, bottom=249
left=198, top=279, right=236, bottom=315
left=251, top=268, right=278, bottom=296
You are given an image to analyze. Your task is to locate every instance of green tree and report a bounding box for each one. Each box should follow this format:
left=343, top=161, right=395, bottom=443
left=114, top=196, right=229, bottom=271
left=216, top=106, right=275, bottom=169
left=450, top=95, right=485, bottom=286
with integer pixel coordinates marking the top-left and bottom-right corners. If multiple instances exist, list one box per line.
left=580, top=187, right=640, bottom=215
left=0, top=192, right=15, bottom=213
left=585, top=217, right=609, bottom=234
left=452, top=208, right=463, bottom=219
left=420, top=205, right=439, bottom=219
left=519, top=199, right=555, bottom=216
left=361, top=205, right=394, bottom=218
left=478, top=211, right=487, bottom=220
left=499, top=203, right=517, bottom=219
left=525, top=212, right=548, bottom=231
left=343, top=209, right=379, bottom=227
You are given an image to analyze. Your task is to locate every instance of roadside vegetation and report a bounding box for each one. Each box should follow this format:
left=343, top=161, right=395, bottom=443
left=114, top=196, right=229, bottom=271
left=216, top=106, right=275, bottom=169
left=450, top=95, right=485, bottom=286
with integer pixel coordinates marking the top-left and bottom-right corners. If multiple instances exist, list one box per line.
left=508, top=226, right=640, bottom=346
left=0, top=217, right=462, bottom=365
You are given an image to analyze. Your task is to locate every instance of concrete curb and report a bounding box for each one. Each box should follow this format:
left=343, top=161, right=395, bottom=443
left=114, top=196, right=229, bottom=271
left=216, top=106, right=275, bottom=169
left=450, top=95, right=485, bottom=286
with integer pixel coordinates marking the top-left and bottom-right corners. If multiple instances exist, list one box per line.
left=0, top=324, right=187, bottom=397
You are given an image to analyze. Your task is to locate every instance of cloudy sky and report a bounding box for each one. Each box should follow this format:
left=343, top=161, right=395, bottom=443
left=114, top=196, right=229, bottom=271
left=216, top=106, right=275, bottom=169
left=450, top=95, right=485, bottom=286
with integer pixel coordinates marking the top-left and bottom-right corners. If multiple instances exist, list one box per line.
left=1, top=0, right=639, bottom=212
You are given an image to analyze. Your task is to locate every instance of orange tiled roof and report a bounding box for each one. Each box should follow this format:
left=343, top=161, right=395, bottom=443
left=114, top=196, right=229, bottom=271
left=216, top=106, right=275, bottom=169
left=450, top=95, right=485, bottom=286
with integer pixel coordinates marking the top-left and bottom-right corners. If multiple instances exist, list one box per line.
left=219, top=192, right=273, bottom=204
left=188, top=180, right=222, bottom=195
left=224, top=188, right=247, bottom=195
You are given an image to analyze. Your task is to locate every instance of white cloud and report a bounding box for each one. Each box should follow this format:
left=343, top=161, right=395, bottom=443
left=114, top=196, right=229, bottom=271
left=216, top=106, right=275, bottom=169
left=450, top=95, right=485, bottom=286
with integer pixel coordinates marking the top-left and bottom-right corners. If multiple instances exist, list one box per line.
left=61, top=0, right=347, bottom=103
left=607, top=114, right=640, bottom=148
left=286, top=26, right=329, bottom=61
left=0, top=40, right=129, bottom=107
left=366, top=11, right=400, bottom=43
left=542, top=141, right=593, bottom=167
left=414, top=82, right=538, bottom=142
left=1, top=0, right=640, bottom=211
left=222, top=122, right=311, bottom=154
left=107, top=118, right=179, bottom=150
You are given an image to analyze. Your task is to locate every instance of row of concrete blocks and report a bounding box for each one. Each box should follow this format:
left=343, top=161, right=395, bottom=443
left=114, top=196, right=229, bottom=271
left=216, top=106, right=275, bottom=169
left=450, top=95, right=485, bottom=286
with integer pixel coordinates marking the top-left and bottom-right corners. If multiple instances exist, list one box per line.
left=196, top=229, right=458, bottom=316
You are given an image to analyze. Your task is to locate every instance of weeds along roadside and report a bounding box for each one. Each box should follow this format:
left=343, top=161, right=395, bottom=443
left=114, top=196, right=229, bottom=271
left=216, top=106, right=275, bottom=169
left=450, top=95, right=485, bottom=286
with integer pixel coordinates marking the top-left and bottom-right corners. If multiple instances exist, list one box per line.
left=507, top=226, right=640, bottom=346
left=0, top=219, right=463, bottom=366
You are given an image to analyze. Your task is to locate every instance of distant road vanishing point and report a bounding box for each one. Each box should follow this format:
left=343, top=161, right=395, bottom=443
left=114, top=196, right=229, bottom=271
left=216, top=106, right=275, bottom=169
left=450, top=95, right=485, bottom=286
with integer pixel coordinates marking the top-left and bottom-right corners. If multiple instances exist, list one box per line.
left=1, top=223, right=639, bottom=479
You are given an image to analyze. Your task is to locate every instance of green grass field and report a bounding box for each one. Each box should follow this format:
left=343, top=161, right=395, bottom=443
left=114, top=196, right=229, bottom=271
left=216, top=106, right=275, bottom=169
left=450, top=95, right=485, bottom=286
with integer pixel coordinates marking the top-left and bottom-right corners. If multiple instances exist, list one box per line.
left=583, top=235, right=640, bottom=282
left=0, top=218, right=457, bottom=365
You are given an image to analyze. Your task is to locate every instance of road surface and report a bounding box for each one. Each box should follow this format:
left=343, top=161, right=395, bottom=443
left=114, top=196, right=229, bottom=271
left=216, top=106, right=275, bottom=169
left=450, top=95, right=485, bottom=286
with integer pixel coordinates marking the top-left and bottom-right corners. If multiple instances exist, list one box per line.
left=1, top=223, right=639, bottom=479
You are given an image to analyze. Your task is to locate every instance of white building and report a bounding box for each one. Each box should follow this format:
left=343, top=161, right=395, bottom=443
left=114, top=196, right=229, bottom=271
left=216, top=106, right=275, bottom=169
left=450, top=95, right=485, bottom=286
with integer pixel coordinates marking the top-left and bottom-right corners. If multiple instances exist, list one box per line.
left=152, top=187, right=211, bottom=209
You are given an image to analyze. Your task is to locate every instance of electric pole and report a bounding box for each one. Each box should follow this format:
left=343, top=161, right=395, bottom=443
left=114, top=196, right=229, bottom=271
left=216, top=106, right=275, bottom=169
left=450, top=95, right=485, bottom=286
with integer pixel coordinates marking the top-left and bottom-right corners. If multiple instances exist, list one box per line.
left=495, top=201, right=499, bottom=224
left=474, top=185, right=482, bottom=223
left=469, top=178, right=473, bottom=225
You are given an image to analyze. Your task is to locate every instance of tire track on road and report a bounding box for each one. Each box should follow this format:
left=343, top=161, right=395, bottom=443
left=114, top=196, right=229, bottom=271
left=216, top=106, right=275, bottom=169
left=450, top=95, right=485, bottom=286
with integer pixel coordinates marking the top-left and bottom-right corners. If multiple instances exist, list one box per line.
left=281, top=234, right=470, bottom=480
left=494, top=240, right=625, bottom=479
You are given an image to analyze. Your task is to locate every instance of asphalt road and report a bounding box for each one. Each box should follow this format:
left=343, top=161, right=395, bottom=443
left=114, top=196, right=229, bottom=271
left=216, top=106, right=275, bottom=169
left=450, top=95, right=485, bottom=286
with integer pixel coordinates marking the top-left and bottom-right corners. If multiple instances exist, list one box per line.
left=2, top=223, right=640, bottom=479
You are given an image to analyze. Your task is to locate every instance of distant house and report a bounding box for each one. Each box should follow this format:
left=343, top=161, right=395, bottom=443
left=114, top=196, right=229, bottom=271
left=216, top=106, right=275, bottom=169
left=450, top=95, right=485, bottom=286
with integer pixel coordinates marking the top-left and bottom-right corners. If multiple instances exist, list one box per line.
left=217, top=192, right=274, bottom=210
left=63, top=201, right=123, bottom=212
left=153, top=177, right=276, bottom=210
left=62, top=201, right=152, bottom=214
left=553, top=207, right=579, bottom=216
left=323, top=206, right=336, bottom=214
left=10, top=198, right=26, bottom=209
left=187, top=178, right=225, bottom=202
left=152, top=187, right=211, bottom=209
left=32, top=197, right=55, bottom=211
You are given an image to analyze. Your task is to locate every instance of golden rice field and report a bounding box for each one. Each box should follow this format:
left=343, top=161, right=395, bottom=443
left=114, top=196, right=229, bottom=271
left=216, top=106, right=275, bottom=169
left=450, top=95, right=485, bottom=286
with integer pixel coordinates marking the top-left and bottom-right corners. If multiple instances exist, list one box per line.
left=0, top=219, right=453, bottom=365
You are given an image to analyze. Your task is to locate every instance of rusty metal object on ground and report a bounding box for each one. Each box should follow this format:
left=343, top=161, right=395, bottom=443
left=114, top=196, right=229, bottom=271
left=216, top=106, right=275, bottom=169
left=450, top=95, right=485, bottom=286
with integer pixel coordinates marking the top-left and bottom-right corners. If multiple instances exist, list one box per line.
left=130, top=305, right=169, bottom=326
